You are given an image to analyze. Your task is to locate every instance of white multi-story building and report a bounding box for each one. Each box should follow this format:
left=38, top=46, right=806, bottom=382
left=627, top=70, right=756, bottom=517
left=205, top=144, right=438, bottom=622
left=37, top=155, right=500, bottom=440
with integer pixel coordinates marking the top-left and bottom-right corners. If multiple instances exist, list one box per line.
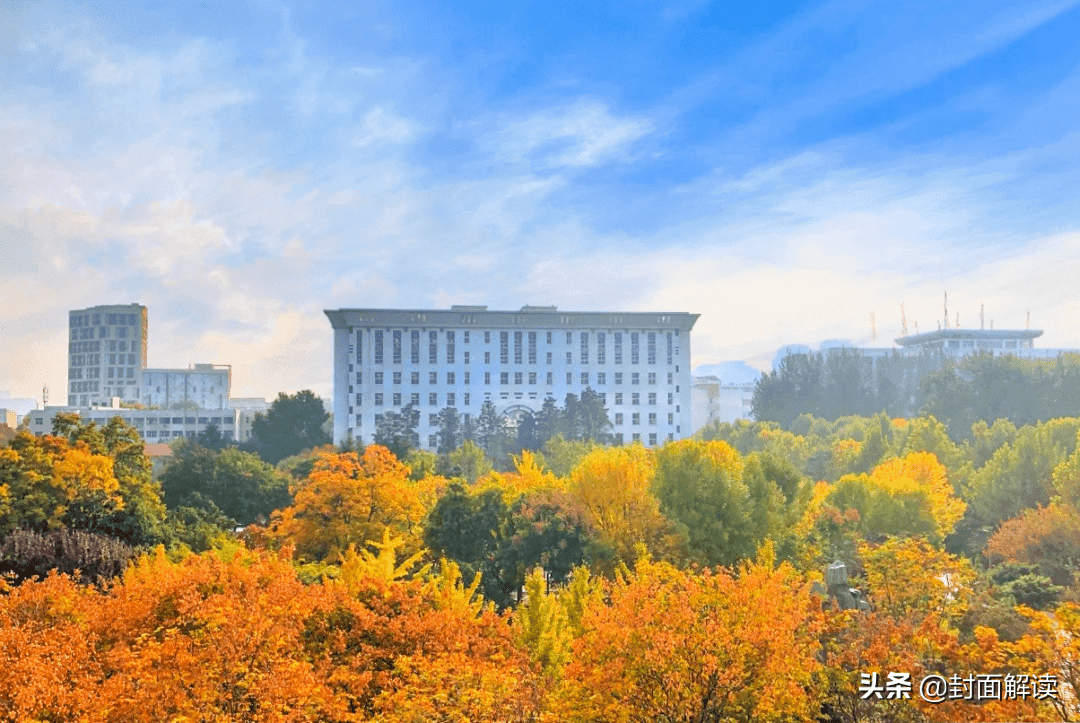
left=143, top=364, right=232, bottom=409
left=67, top=304, right=148, bottom=407
left=25, top=400, right=248, bottom=442
left=691, top=376, right=755, bottom=432
left=325, top=305, right=699, bottom=449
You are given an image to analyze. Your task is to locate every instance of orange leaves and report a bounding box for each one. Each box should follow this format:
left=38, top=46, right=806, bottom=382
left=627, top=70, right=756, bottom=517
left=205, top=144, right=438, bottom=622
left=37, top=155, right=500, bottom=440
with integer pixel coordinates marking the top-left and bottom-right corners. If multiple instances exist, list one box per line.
left=554, top=555, right=824, bottom=723
left=271, top=446, right=427, bottom=563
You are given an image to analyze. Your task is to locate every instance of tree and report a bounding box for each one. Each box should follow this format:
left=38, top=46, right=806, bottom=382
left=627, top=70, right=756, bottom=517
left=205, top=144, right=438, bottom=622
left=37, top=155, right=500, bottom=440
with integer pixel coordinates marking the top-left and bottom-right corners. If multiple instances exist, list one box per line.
left=271, top=446, right=426, bottom=563
left=433, top=406, right=461, bottom=455
left=373, top=403, right=420, bottom=460
left=247, top=390, right=331, bottom=465
left=577, top=387, right=613, bottom=443
left=475, top=401, right=512, bottom=468
left=553, top=551, right=825, bottom=723
left=159, top=439, right=291, bottom=526
left=444, top=439, right=493, bottom=484
left=194, top=423, right=229, bottom=451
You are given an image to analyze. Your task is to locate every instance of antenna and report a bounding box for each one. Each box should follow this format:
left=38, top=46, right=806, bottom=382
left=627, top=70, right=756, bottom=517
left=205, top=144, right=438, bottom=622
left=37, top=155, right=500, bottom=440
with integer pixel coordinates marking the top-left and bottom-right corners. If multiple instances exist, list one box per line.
left=943, top=292, right=949, bottom=330
left=900, top=303, right=908, bottom=337
left=42, top=384, right=49, bottom=408
left=913, top=320, right=918, bottom=335
left=870, top=311, right=876, bottom=345
left=1027, top=311, right=1030, bottom=330
left=956, top=312, right=959, bottom=329
left=980, top=304, right=985, bottom=330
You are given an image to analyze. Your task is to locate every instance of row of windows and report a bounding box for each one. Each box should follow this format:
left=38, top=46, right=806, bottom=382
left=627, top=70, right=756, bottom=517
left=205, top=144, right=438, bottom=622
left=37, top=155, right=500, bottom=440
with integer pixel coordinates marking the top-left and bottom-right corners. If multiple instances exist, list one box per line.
left=145, top=430, right=234, bottom=440
left=70, top=312, right=140, bottom=328
left=72, top=325, right=137, bottom=341
left=360, top=390, right=681, bottom=412
left=358, top=329, right=680, bottom=366
left=612, top=412, right=676, bottom=425
left=69, top=341, right=102, bottom=354
left=358, top=370, right=678, bottom=388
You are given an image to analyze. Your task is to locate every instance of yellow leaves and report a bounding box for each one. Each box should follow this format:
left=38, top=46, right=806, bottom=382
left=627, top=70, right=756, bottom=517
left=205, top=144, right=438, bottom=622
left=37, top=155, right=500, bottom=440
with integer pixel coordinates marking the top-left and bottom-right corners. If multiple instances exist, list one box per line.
left=870, top=452, right=965, bottom=541
left=272, top=446, right=427, bottom=563
left=54, top=447, right=122, bottom=504
left=860, top=537, right=975, bottom=618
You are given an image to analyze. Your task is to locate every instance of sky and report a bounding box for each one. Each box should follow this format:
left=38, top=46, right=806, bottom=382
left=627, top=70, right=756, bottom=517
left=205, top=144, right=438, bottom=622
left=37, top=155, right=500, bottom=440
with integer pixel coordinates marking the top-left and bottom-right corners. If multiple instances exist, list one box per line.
left=2, top=0, right=1079, bottom=411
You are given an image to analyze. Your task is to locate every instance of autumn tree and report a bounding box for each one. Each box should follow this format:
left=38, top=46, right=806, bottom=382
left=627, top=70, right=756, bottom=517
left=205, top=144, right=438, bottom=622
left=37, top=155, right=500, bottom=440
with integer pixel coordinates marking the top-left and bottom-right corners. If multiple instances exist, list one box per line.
left=247, top=389, right=332, bottom=464
left=271, top=446, right=426, bottom=562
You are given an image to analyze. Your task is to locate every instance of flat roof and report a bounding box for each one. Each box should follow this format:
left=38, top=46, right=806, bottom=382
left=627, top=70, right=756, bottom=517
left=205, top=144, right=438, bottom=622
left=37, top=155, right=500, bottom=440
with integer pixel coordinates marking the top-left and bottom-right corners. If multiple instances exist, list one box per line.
left=325, top=307, right=699, bottom=331
left=895, top=328, right=1043, bottom=346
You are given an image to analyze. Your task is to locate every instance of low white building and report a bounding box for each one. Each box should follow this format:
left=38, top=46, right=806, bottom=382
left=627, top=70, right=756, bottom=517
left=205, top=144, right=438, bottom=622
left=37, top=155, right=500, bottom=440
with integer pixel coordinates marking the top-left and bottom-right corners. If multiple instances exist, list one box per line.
left=25, top=400, right=248, bottom=442
left=691, top=376, right=755, bottom=432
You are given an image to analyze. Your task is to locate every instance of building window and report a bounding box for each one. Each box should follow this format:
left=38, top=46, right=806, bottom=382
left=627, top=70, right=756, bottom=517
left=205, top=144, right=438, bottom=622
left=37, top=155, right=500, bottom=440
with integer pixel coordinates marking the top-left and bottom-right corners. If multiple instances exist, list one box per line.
left=668, top=413, right=674, bottom=424
left=464, top=331, right=470, bottom=344
left=514, top=331, right=523, bottom=364
left=447, top=372, right=456, bottom=385
left=464, top=351, right=470, bottom=364
left=615, top=413, right=623, bottom=425
left=546, top=372, right=553, bottom=385
left=566, top=352, right=572, bottom=364
left=500, top=331, right=509, bottom=364
left=464, top=393, right=470, bottom=406
left=668, top=392, right=674, bottom=405
left=667, top=332, right=673, bottom=365
left=648, top=372, right=656, bottom=385
left=485, top=372, right=491, bottom=385
left=566, top=331, right=572, bottom=344
left=375, top=372, right=384, bottom=385
left=648, top=412, right=657, bottom=425
left=429, top=413, right=438, bottom=425
left=485, top=351, right=491, bottom=364
left=598, top=372, right=606, bottom=385
left=411, top=330, right=420, bottom=364
left=580, top=332, right=589, bottom=364
left=648, top=332, right=656, bottom=364
left=375, top=413, right=384, bottom=426
left=375, top=393, right=384, bottom=406
left=649, top=433, right=657, bottom=445
left=528, top=372, right=536, bottom=384
left=484, top=331, right=491, bottom=343
left=447, top=392, right=455, bottom=406
left=464, top=371, right=470, bottom=385
left=392, top=392, right=401, bottom=406
left=546, top=351, right=552, bottom=364
left=614, top=332, right=622, bottom=364
left=581, top=372, right=588, bottom=385
left=430, top=371, right=438, bottom=384
left=566, top=372, right=572, bottom=385
left=631, top=393, right=640, bottom=405
left=411, top=371, right=420, bottom=385
left=426, top=331, right=436, bottom=364
left=374, top=331, right=384, bottom=365
left=501, top=372, right=509, bottom=385
left=615, top=432, right=624, bottom=444
left=615, top=393, right=623, bottom=405
left=356, top=330, right=363, bottom=363
left=392, top=330, right=402, bottom=363
left=667, top=372, right=674, bottom=385
left=632, top=373, right=640, bottom=385
left=528, top=332, right=537, bottom=364
left=632, top=413, right=640, bottom=425
left=631, top=332, right=640, bottom=364
left=648, top=392, right=656, bottom=405
left=356, top=393, right=363, bottom=405
left=393, top=371, right=402, bottom=385
left=597, top=332, right=606, bottom=365
left=446, top=330, right=455, bottom=364
left=515, top=372, right=523, bottom=384
left=411, top=393, right=420, bottom=406
left=429, top=434, right=437, bottom=448
left=429, top=393, right=438, bottom=406
left=615, top=372, right=623, bottom=385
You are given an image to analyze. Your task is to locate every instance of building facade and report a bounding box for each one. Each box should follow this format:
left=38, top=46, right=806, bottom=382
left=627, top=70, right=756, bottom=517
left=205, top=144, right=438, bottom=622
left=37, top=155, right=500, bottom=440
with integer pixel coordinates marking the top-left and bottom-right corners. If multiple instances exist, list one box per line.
left=691, top=376, right=755, bottom=432
left=142, top=364, right=232, bottom=409
left=25, top=401, right=248, bottom=442
left=325, top=305, right=699, bottom=449
left=67, top=304, right=148, bottom=407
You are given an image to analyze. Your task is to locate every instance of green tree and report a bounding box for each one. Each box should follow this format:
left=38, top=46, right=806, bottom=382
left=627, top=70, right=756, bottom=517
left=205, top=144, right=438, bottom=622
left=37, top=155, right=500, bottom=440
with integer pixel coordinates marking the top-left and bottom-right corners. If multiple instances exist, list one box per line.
left=247, top=390, right=331, bottom=465
left=373, top=403, right=420, bottom=460
left=433, top=406, right=461, bottom=455
left=577, top=387, right=614, bottom=443
left=444, top=439, right=492, bottom=484
left=160, top=440, right=291, bottom=526
left=476, top=401, right=512, bottom=468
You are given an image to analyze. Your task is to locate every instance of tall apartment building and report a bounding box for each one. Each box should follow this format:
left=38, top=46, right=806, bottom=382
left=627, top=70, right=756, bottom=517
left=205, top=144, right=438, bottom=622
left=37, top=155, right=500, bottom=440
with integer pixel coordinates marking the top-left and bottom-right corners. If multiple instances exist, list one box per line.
left=67, top=304, right=148, bottom=406
left=325, top=305, right=699, bottom=449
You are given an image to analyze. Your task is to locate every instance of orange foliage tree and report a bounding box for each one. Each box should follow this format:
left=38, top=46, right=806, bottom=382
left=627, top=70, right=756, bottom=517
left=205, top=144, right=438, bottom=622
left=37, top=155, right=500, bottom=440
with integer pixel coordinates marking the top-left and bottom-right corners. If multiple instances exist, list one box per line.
left=553, top=546, right=825, bottom=723
left=270, top=446, right=427, bottom=562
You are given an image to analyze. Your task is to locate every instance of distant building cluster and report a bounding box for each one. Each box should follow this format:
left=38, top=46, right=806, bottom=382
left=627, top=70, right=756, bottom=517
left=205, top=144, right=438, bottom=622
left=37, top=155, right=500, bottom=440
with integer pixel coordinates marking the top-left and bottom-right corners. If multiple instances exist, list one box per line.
left=690, top=376, right=754, bottom=431
left=26, top=303, right=267, bottom=442
left=325, top=305, right=699, bottom=449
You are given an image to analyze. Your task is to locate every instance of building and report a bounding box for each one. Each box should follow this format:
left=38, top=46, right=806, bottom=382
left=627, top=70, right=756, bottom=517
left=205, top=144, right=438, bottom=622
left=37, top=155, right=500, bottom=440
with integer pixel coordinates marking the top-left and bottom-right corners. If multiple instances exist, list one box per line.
left=143, top=364, right=232, bottom=409
left=67, top=304, right=148, bottom=407
left=892, top=328, right=1077, bottom=358
left=691, top=376, right=755, bottom=432
left=25, top=400, right=249, bottom=442
left=325, top=305, right=699, bottom=449
left=0, top=408, right=17, bottom=430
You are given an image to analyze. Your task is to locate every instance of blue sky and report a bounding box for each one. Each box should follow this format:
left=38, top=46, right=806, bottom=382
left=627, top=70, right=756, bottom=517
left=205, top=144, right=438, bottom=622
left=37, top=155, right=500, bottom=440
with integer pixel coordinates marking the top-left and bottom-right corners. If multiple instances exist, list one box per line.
left=2, top=0, right=1079, bottom=408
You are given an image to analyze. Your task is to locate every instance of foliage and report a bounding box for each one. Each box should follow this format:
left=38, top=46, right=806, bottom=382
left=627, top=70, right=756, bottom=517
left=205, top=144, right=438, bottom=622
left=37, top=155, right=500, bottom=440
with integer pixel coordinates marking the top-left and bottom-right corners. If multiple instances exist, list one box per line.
left=374, top=402, right=421, bottom=460
left=247, top=390, right=332, bottom=465
left=160, top=439, right=291, bottom=526
left=271, top=446, right=426, bottom=563
left=0, top=528, right=137, bottom=585
left=985, top=503, right=1080, bottom=586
